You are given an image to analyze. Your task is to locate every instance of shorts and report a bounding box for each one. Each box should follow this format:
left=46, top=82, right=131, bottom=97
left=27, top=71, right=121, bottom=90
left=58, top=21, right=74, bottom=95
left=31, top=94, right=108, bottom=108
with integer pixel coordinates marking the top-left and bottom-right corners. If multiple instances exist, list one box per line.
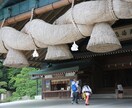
left=118, top=90, right=123, bottom=94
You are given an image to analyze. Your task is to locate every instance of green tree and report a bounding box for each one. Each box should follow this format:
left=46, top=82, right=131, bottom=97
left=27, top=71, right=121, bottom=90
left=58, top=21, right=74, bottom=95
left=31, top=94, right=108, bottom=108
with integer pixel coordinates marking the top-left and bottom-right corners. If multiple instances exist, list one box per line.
left=0, top=66, right=21, bottom=92
left=10, top=67, right=38, bottom=100
left=0, top=81, right=7, bottom=94
left=0, top=61, right=8, bottom=94
left=0, top=61, right=39, bottom=101
left=7, top=68, right=22, bottom=91
left=0, top=62, right=22, bottom=102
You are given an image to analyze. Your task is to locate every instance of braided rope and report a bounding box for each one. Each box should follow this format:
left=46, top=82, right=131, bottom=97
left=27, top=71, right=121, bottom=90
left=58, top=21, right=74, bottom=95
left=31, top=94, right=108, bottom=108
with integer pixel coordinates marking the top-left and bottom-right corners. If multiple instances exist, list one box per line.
left=0, top=18, right=5, bottom=28
left=71, top=0, right=87, bottom=38
left=1, top=19, right=8, bottom=51
left=29, top=8, right=40, bottom=49
left=108, top=0, right=119, bottom=20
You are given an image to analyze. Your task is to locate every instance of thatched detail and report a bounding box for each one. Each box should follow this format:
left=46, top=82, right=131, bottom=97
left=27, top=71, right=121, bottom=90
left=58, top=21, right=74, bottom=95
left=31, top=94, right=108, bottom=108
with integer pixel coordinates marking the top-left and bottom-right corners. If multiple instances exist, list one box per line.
left=45, top=45, right=73, bottom=60
left=87, top=23, right=122, bottom=53
left=3, top=48, right=29, bottom=68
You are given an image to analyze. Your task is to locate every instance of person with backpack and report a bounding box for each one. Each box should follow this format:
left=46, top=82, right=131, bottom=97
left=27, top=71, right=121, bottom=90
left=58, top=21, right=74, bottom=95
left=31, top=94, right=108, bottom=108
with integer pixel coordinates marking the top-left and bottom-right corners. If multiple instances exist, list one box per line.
left=71, top=79, right=79, bottom=104
left=82, top=84, right=92, bottom=105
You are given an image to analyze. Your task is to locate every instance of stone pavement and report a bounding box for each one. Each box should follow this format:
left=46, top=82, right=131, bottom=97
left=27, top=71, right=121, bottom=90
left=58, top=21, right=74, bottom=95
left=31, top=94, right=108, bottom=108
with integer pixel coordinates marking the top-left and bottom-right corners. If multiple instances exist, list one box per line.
left=0, top=98, right=132, bottom=108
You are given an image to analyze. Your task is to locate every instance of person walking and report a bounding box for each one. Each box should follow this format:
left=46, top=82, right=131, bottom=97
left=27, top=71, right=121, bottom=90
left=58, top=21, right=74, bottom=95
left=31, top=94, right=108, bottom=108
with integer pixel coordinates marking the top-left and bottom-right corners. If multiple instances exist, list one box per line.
left=82, top=84, right=92, bottom=105
left=71, top=79, right=79, bottom=104
left=117, top=84, right=123, bottom=99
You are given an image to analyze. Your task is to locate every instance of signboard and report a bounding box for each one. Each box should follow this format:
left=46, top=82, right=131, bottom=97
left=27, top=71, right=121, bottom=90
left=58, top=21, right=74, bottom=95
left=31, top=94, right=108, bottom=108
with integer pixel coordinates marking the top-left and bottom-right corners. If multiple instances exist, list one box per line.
left=45, top=80, right=51, bottom=91
left=45, top=75, right=52, bottom=79
left=53, top=73, right=64, bottom=78
left=114, top=25, right=132, bottom=41
left=44, top=72, right=75, bottom=79
left=65, top=72, right=75, bottom=77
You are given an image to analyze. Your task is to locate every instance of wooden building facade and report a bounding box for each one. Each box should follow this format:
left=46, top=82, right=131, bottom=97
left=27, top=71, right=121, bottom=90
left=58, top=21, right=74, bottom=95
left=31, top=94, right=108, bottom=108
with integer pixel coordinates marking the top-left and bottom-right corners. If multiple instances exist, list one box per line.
left=30, top=66, right=79, bottom=99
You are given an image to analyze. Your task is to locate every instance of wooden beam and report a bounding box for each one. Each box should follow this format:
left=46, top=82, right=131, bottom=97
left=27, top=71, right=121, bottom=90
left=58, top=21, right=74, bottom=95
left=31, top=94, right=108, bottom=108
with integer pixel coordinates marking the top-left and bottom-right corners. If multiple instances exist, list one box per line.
left=0, top=0, right=74, bottom=26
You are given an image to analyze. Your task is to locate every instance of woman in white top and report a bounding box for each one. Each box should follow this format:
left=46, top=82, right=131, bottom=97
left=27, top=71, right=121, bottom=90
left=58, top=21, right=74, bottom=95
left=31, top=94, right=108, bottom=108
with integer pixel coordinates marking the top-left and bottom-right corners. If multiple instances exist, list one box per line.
left=117, top=84, right=123, bottom=99
left=82, top=85, right=92, bottom=105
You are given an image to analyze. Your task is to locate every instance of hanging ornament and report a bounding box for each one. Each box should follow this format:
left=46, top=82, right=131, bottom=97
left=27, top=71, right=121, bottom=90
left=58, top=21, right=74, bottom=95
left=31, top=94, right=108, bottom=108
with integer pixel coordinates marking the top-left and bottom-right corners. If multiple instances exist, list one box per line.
left=29, top=8, right=39, bottom=58
left=32, top=49, right=39, bottom=57
left=87, top=23, right=121, bottom=53
left=71, top=41, right=78, bottom=51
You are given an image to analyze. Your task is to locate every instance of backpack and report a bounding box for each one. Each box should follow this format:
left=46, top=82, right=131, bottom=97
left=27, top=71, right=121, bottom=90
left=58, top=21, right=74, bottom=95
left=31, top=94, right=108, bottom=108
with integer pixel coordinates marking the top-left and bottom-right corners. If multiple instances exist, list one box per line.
left=86, top=85, right=92, bottom=94
left=71, top=84, right=77, bottom=92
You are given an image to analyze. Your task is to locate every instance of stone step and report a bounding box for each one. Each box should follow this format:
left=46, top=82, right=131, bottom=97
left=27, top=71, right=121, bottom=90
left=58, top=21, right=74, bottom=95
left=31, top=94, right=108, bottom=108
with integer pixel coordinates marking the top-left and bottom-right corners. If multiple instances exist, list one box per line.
left=91, top=94, right=116, bottom=99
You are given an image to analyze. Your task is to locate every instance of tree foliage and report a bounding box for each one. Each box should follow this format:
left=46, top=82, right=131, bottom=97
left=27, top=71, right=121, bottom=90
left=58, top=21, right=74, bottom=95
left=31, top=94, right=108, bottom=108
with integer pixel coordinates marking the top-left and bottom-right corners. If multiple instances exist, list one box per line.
left=0, top=67, right=21, bottom=92
left=0, top=88, right=7, bottom=94
left=10, top=67, right=39, bottom=100
left=0, top=62, right=8, bottom=94
left=0, top=61, right=40, bottom=101
left=0, top=81, right=7, bottom=87
left=7, top=68, right=22, bottom=90
left=0, top=81, right=7, bottom=94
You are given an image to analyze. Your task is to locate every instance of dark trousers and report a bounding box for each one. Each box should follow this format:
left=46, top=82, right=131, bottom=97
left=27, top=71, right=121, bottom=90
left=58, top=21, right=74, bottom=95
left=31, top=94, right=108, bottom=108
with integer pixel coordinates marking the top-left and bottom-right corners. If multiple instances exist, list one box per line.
left=72, top=92, right=78, bottom=103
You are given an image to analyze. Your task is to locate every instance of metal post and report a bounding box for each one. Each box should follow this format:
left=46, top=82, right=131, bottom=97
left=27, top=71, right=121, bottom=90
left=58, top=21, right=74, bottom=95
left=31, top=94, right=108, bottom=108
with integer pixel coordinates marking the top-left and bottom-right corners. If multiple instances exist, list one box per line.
left=36, top=79, right=38, bottom=95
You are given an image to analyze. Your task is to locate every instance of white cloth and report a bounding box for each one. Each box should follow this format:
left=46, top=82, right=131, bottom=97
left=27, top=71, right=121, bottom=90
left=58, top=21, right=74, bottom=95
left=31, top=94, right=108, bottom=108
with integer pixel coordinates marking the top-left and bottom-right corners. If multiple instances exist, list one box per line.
left=82, top=85, right=92, bottom=96
left=71, top=90, right=73, bottom=97
left=117, top=84, right=123, bottom=91
left=71, top=81, right=79, bottom=88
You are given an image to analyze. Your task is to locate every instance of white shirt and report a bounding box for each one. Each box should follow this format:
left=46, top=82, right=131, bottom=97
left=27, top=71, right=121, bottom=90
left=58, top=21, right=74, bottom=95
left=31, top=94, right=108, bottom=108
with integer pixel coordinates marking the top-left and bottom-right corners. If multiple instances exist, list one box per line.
left=82, top=85, right=92, bottom=96
left=117, top=84, right=123, bottom=91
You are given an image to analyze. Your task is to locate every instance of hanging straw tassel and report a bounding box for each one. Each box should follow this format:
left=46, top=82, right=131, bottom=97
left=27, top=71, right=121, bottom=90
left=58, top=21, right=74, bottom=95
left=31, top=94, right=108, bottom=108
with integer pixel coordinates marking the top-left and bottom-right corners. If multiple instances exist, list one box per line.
left=87, top=23, right=122, bottom=53
left=3, top=48, right=29, bottom=68
left=45, top=45, right=73, bottom=60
